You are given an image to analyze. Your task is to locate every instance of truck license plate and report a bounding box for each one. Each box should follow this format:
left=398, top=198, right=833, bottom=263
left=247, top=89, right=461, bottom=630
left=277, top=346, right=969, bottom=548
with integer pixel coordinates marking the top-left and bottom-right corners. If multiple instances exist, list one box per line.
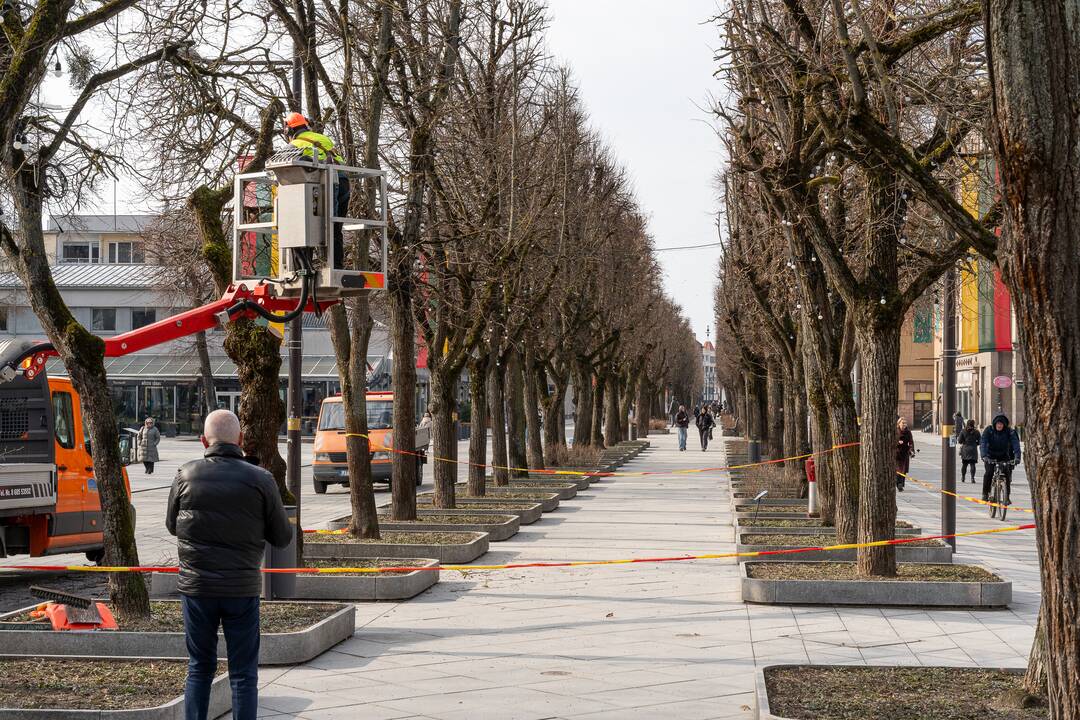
left=338, top=469, right=349, bottom=477
left=0, top=485, right=35, bottom=499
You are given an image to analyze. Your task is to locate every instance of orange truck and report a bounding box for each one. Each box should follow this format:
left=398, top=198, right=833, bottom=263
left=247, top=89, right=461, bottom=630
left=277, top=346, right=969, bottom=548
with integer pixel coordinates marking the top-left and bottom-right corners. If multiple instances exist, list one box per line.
left=0, top=369, right=133, bottom=561
left=312, top=391, right=430, bottom=494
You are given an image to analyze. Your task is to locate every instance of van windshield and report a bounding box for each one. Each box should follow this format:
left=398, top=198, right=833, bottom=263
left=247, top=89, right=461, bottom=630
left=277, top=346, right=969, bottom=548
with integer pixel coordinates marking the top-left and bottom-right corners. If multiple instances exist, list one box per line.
left=318, top=400, right=394, bottom=431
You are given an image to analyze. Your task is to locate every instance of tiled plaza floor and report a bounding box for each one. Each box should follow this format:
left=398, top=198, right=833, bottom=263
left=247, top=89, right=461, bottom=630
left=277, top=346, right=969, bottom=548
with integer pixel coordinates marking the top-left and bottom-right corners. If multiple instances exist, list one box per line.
left=243, top=429, right=1038, bottom=719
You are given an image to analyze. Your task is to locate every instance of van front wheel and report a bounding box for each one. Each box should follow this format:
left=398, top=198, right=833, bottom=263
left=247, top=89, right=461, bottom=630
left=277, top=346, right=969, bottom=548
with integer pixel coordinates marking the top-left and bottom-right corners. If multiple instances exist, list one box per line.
left=313, top=480, right=328, bottom=495
left=86, top=548, right=105, bottom=565
left=416, top=457, right=424, bottom=486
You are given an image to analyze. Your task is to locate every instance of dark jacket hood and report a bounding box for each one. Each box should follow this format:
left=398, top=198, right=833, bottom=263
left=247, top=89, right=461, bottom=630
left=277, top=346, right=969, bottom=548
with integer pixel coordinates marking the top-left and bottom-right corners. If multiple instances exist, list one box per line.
left=992, top=414, right=1010, bottom=429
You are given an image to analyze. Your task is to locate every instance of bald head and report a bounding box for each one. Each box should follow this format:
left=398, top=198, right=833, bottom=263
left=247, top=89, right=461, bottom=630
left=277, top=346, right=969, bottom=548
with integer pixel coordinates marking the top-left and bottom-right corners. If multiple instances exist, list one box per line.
left=204, top=409, right=242, bottom=446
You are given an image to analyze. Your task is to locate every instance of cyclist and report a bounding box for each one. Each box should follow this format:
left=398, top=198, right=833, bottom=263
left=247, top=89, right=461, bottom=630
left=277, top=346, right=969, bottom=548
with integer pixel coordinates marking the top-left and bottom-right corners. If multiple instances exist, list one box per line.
left=980, top=413, right=1021, bottom=504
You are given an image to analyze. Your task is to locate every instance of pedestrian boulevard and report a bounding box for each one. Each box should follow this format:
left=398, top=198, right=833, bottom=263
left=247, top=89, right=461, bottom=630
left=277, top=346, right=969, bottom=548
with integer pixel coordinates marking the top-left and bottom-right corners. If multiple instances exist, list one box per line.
left=246, top=432, right=1039, bottom=719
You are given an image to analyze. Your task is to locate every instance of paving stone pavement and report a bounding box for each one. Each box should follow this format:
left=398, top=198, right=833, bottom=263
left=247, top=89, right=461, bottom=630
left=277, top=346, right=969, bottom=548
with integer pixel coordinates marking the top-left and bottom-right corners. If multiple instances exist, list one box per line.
left=237, top=429, right=1039, bottom=719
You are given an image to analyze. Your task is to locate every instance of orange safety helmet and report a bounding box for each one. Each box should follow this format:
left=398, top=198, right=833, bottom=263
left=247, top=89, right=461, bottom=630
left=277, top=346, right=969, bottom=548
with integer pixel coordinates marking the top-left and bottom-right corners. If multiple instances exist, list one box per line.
left=284, top=111, right=309, bottom=129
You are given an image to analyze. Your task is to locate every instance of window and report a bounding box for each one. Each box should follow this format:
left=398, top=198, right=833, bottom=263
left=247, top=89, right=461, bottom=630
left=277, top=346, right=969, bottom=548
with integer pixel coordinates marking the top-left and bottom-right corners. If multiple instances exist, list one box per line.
left=61, top=242, right=100, bottom=264
left=108, top=241, right=145, bottom=264
left=52, top=391, right=74, bottom=449
left=91, top=308, right=116, bottom=332
left=132, top=308, right=156, bottom=329
left=0, top=307, right=8, bottom=332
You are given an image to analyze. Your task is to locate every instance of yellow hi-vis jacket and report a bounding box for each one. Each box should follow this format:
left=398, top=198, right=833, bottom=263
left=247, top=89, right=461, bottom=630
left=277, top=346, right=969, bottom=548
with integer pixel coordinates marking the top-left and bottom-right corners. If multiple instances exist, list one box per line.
left=289, top=130, right=344, bottom=163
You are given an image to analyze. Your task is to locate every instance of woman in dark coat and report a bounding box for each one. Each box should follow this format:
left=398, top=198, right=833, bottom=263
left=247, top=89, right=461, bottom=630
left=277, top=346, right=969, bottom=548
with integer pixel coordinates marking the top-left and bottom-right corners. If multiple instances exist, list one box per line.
left=895, top=417, right=914, bottom=491
left=958, top=419, right=980, bottom=483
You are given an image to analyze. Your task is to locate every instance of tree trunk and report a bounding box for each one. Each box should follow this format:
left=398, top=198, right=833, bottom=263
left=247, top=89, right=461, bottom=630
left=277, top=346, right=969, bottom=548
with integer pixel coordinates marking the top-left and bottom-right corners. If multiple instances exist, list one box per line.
left=467, top=353, right=489, bottom=496
left=505, top=348, right=528, bottom=477
left=4, top=195, right=149, bottom=619
left=194, top=330, right=217, bottom=417
left=524, top=349, right=545, bottom=469
left=854, top=312, right=901, bottom=577
left=636, top=379, right=651, bottom=438
left=804, top=343, right=836, bottom=526
left=429, top=365, right=458, bottom=509
left=765, top=359, right=784, bottom=459
left=542, top=367, right=568, bottom=449
left=488, top=351, right=509, bottom=486
left=388, top=268, right=418, bottom=521
left=781, top=367, right=804, bottom=495
left=223, top=322, right=289, bottom=501
left=987, top=5, right=1080, bottom=709
left=591, top=373, right=606, bottom=447
left=326, top=299, right=380, bottom=540
left=574, top=363, right=593, bottom=446
left=605, top=372, right=621, bottom=447
left=1025, top=608, right=1049, bottom=697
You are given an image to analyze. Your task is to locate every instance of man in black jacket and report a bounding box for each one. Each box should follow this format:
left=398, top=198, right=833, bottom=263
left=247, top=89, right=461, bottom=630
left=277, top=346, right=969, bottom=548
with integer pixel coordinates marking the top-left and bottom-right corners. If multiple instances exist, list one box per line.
left=167, top=409, right=293, bottom=720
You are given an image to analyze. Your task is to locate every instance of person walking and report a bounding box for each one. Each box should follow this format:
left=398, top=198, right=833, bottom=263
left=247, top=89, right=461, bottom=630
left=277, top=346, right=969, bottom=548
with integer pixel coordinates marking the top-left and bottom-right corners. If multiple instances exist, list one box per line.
left=418, top=410, right=433, bottom=431
left=696, top=405, right=715, bottom=452
left=675, top=405, right=690, bottom=451
left=167, top=410, right=293, bottom=720
left=958, top=419, right=980, bottom=483
left=952, top=410, right=965, bottom=442
left=668, top=397, right=679, bottom=427
left=895, top=417, right=915, bottom=491
left=136, top=417, right=161, bottom=474
left=980, top=414, right=1022, bottom=504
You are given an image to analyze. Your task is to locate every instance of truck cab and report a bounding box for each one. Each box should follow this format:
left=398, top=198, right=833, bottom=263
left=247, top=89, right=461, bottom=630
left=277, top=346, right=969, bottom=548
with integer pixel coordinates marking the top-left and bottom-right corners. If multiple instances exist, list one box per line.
left=312, top=392, right=429, bottom=494
left=0, top=371, right=132, bottom=560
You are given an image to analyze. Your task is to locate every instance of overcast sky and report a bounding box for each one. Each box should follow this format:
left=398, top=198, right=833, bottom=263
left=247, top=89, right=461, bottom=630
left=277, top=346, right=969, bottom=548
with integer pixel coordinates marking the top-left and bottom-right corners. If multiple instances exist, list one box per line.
left=545, top=0, right=724, bottom=344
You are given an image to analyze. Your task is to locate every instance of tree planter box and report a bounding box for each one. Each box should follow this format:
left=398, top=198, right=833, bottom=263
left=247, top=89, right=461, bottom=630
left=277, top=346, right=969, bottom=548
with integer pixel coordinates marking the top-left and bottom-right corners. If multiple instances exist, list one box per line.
left=754, top=665, right=1028, bottom=720
left=328, top=504, right=543, bottom=528
left=525, top=472, right=592, bottom=490
left=741, top=562, right=1011, bottom=607
left=150, top=560, right=440, bottom=601
left=733, top=498, right=806, bottom=511
left=735, top=535, right=953, bottom=563
left=735, top=510, right=815, bottom=521
left=425, top=491, right=559, bottom=512
left=0, top=657, right=231, bottom=720
left=477, top=479, right=577, bottom=499
left=377, top=514, right=520, bottom=541
left=505, top=481, right=577, bottom=500
left=0, top=601, right=354, bottom=665
left=305, top=531, right=490, bottom=564
left=735, top=522, right=923, bottom=536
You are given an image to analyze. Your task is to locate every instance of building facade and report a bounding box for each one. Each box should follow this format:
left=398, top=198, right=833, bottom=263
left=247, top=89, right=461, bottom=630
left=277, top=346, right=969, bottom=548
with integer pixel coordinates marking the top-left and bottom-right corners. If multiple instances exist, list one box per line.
left=897, top=307, right=935, bottom=429
left=698, top=339, right=717, bottom=404
left=3, top=215, right=392, bottom=435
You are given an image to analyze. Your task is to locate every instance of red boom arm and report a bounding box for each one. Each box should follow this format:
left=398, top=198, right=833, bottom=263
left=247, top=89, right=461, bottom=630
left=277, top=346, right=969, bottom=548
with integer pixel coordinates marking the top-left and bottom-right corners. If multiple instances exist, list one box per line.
left=17, top=282, right=339, bottom=380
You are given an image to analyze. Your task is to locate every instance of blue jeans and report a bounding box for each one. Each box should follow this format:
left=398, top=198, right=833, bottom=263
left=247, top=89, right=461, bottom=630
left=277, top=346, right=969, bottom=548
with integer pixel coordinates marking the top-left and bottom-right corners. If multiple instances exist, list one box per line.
left=182, top=595, right=260, bottom=720
left=677, top=426, right=687, bottom=450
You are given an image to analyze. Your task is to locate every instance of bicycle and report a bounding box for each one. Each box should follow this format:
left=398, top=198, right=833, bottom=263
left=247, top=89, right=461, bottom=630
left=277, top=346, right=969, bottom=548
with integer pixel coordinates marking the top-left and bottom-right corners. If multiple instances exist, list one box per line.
left=987, top=459, right=1017, bottom=521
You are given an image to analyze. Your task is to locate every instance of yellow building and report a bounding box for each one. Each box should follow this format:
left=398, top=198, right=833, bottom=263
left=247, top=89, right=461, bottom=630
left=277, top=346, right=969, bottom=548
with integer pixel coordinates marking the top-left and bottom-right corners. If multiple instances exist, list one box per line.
left=898, top=306, right=935, bottom=429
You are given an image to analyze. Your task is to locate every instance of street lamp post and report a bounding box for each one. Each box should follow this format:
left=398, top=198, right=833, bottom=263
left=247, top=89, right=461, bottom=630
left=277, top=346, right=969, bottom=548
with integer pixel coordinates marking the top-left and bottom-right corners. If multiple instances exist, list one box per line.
left=941, top=266, right=958, bottom=550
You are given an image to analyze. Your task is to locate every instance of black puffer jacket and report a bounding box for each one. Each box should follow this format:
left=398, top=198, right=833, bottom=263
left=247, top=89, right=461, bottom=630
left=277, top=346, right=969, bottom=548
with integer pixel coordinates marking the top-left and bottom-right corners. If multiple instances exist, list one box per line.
left=166, top=443, right=293, bottom=597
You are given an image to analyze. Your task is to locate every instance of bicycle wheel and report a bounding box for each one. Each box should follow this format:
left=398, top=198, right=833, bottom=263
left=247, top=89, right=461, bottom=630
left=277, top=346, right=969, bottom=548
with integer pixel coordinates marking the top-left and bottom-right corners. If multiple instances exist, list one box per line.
left=1000, top=488, right=1008, bottom=522
left=989, top=481, right=999, bottom=519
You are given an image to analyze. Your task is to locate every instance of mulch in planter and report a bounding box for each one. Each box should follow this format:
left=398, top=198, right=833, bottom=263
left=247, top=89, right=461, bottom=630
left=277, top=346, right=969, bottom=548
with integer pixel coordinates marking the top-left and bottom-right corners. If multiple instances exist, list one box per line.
left=311, top=531, right=477, bottom=545
left=736, top=505, right=806, bottom=513
left=5, top=601, right=341, bottom=634
left=742, top=534, right=947, bottom=548
left=376, top=514, right=512, bottom=524
left=746, top=562, right=1001, bottom=582
left=738, top=518, right=914, bottom=528
left=307, top=558, right=427, bottom=576
left=413, top=500, right=538, bottom=510
left=0, top=657, right=220, bottom=710
left=765, top=665, right=1045, bottom=720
